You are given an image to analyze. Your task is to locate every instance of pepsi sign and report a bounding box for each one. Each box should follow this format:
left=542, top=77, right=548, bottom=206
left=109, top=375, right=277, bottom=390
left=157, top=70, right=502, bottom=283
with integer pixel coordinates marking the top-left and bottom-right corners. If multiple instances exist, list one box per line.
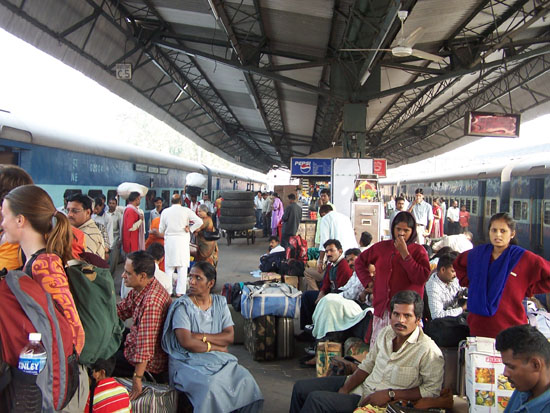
left=290, top=158, right=332, bottom=176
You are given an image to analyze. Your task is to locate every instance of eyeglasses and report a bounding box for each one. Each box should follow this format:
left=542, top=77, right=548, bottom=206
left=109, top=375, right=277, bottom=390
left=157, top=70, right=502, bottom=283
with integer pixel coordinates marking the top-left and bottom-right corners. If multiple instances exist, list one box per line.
left=67, top=208, right=84, bottom=214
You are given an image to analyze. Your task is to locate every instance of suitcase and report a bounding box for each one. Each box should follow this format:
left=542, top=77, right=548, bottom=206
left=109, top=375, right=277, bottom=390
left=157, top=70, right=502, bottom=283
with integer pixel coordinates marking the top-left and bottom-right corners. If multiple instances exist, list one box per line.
left=276, top=316, right=294, bottom=359
left=228, top=304, right=245, bottom=344
left=244, top=315, right=276, bottom=361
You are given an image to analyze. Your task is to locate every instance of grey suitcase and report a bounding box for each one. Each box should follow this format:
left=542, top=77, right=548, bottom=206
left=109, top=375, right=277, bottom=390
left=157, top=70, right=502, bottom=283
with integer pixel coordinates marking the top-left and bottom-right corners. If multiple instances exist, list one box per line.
left=276, top=316, right=295, bottom=359
left=228, top=304, right=245, bottom=344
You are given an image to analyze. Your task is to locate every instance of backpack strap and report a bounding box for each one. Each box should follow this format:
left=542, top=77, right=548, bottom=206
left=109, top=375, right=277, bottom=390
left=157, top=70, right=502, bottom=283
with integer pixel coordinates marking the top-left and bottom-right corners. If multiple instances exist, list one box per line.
left=22, top=249, right=46, bottom=278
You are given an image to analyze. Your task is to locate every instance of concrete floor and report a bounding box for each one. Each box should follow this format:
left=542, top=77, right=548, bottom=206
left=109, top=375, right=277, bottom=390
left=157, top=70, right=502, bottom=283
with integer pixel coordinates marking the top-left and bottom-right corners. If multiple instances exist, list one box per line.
left=113, top=232, right=468, bottom=412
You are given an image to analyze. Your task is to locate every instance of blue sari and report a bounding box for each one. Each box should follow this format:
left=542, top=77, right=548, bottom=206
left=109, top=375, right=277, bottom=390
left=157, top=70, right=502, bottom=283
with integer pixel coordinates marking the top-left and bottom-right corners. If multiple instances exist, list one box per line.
left=162, top=295, right=263, bottom=413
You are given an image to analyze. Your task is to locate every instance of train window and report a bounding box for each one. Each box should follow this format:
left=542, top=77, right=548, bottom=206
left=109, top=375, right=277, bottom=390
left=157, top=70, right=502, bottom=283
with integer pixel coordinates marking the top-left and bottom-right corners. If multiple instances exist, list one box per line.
left=486, top=200, right=490, bottom=216
left=107, top=190, right=117, bottom=203
left=145, top=190, right=157, bottom=210
left=544, top=202, right=550, bottom=225
left=521, top=202, right=528, bottom=221
left=490, top=199, right=497, bottom=215
left=88, top=190, right=103, bottom=200
left=512, top=201, right=522, bottom=220
left=466, top=199, right=471, bottom=213
left=162, top=190, right=170, bottom=204
left=472, top=199, right=478, bottom=215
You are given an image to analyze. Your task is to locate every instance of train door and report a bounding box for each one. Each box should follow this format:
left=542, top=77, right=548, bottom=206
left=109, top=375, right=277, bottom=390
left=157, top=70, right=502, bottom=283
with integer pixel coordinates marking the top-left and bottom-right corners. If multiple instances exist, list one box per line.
left=477, top=181, right=487, bottom=242
left=529, top=178, right=544, bottom=254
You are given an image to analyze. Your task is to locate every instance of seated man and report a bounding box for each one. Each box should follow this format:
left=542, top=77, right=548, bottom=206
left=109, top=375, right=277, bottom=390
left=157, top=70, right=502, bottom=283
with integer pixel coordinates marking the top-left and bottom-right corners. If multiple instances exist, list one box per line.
left=496, top=324, right=550, bottom=412
left=114, top=250, right=171, bottom=400
left=259, top=236, right=286, bottom=273
left=425, top=252, right=467, bottom=319
left=300, top=239, right=353, bottom=331
left=267, top=236, right=285, bottom=254
left=290, top=290, right=444, bottom=413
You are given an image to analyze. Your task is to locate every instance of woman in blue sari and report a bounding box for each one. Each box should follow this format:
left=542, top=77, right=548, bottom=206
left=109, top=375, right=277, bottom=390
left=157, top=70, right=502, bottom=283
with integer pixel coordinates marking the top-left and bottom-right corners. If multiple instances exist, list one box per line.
left=162, top=261, right=263, bottom=413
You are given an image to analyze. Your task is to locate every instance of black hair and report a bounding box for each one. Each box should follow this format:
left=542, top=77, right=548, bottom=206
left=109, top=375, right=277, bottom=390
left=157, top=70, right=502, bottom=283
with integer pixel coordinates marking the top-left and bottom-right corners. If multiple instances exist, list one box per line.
left=423, top=244, right=433, bottom=257
left=359, top=231, right=372, bottom=247
left=323, top=238, right=342, bottom=251
left=108, top=198, right=117, bottom=204
left=153, top=197, right=163, bottom=203
left=127, top=191, right=141, bottom=203
left=414, top=188, right=423, bottom=194
left=488, top=212, right=517, bottom=245
left=320, top=188, right=330, bottom=196
left=273, top=192, right=279, bottom=198
left=395, top=196, right=405, bottom=203
left=391, top=211, right=418, bottom=244
left=192, top=261, right=217, bottom=287
left=91, top=356, right=116, bottom=377
left=319, top=204, right=334, bottom=215
left=127, top=250, right=155, bottom=278
left=146, top=242, right=165, bottom=261
left=390, top=290, right=423, bottom=319
left=432, top=246, right=454, bottom=260
left=268, top=236, right=279, bottom=243
left=496, top=324, right=550, bottom=364
left=288, top=193, right=296, bottom=200
left=68, top=194, right=93, bottom=212
left=437, top=253, right=458, bottom=272
left=94, top=197, right=104, bottom=207
left=345, top=248, right=361, bottom=257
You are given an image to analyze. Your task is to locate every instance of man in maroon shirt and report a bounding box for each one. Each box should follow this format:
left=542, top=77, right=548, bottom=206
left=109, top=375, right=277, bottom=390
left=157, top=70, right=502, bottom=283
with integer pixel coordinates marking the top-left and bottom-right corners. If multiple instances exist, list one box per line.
left=300, top=239, right=353, bottom=330
left=114, top=250, right=171, bottom=400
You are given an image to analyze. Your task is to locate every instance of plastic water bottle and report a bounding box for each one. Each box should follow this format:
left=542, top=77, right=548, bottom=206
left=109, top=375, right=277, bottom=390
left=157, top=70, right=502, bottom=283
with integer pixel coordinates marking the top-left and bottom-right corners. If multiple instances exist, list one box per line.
left=18, top=332, right=47, bottom=375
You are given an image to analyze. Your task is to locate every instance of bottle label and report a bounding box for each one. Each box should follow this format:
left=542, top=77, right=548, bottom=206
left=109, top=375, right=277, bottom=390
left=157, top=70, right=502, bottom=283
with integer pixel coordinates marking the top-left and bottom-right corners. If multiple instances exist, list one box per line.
left=18, top=355, right=46, bottom=375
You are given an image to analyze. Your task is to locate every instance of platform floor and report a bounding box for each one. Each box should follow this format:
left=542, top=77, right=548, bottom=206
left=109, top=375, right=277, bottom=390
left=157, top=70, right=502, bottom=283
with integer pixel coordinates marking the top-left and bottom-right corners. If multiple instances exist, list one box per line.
left=114, top=231, right=469, bottom=412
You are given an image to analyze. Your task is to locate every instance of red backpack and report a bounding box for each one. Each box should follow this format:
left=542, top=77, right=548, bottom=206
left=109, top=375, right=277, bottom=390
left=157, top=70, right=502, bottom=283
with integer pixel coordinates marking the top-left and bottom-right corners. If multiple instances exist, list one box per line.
left=286, top=235, right=308, bottom=263
left=0, top=270, right=79, bottom=411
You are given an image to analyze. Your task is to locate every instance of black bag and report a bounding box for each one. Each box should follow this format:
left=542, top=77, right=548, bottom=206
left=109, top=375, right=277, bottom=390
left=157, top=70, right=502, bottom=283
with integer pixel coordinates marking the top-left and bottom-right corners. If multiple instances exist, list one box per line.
left=259, top=251, right=285, bottom=273
left=203, top=228, right=221, bottom=241
left=278, top=259, right=305, bottom=277
left=424, top=314, right=469, bottom=347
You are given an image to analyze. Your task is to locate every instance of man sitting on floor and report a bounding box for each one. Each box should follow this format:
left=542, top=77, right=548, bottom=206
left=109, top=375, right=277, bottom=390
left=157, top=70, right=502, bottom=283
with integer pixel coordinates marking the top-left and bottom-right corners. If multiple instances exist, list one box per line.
left=496, top=324, right=550, bottom=412
left=290, top=290, right=444, bottom=413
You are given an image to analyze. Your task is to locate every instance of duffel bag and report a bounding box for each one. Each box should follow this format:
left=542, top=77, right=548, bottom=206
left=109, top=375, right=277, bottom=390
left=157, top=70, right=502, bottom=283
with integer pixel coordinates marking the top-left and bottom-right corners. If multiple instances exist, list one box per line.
left=240, top=282, right=302, bottom=319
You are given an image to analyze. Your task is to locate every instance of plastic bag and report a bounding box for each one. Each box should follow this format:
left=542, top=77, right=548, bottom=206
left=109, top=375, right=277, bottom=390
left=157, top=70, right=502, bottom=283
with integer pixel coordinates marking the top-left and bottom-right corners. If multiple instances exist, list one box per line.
left=185, top=173, right=207, bottom=188
left=117, top=182, right=148, bottom=199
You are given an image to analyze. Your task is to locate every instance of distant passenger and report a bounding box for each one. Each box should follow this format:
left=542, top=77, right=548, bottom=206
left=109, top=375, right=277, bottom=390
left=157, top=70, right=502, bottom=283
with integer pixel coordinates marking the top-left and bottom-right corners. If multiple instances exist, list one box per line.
left=107, top=198, right=123, bottom=276
left=188, top=194, right=201, bottom=215
left=261, top=192, right=270, bottom=237
left=355, top=211, right=430, bottom=346
left=271, top=192, right=284, bottom=238
left=495, top=325, right=550, bottom=412
left=316, top=204, right=358, bottom=275
left=254, top=190, right=264, bottom=230
left=194, top=204, right=219, bottom=268
left=281, top=193, right=302, bottom=248
left=68, top=193, right=106, bottom=259
left=122, top=191, right=145, bottom=255
left=290, top=290, right=444, bottom=412
left=432, top=231, right=473, bottom=253
left=459, top=205, right=470, bottom=233
left=314, top=188, right=334, bottom=246
left=446, top=200, right=460, bottom=235
left=149, top=197, right=164, bottom=227
left=115, top=250, right=170, bottom=399
left=201, top=193, right=214, bottom=215
left=93, top=196, right=113, bottom=259
left=0, top=164, right=33, bottom=271
left=454, top=213, right=550, bottom=338
left=389, top=196, right=406, bottom=227
left=408, top=188, right=433, bottom=244
left=359, top=231, right=373, bottom=252
left=159, top=194, right=203, bottom=296
left=431, top=198, right=444, bottom=238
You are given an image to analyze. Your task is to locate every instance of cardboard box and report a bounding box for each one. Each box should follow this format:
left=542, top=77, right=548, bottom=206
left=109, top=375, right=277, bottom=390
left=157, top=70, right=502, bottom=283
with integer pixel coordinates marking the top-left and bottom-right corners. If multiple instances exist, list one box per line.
left=296, top=223, right=306, bottom=237
left=465, top=337, right=513, bottom=412
left=261, top=272, right=281, bottom=282
left=283, top=275, right=299, bottom=289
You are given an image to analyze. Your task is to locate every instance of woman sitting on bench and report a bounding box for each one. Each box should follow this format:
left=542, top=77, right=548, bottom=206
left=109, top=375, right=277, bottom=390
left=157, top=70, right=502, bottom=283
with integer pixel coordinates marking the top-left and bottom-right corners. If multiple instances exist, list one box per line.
left=162, top=261, right=263, bottom=413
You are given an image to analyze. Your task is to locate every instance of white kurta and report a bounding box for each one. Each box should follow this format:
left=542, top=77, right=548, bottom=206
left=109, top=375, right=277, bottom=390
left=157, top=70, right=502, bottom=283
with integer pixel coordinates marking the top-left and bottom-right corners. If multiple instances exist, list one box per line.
left=159, top=205, right=203, bottom=267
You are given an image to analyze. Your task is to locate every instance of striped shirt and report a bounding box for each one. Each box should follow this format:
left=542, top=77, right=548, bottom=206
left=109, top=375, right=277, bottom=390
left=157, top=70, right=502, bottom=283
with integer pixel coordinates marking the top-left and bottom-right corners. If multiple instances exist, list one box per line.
left=425, top=272, right=467, bottom=319
left=85, top=378, right=131, bottom=412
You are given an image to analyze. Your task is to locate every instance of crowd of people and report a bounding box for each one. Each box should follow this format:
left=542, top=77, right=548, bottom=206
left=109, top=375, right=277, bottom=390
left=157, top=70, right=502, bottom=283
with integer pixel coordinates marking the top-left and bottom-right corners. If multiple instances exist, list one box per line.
left=2, top=167, right=550, bottom=413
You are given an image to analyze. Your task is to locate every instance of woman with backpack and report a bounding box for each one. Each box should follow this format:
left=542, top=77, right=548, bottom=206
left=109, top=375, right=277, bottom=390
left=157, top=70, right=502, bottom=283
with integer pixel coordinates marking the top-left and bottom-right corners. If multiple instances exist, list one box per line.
left=2, top=184, right=88, bottom=411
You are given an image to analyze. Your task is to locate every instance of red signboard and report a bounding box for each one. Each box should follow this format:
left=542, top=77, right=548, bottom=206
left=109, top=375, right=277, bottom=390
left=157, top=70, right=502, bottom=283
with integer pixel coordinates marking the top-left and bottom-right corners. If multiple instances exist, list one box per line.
left=465, top=111, right=521, bottom=138
left=373, top=158, right=387, bottom=178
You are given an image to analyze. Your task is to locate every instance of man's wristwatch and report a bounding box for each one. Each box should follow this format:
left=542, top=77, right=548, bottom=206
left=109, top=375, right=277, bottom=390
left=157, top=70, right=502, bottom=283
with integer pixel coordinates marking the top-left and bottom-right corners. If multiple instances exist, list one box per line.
left=388, top=389, right=395, bottom=401
left=133, top=373, right=144, bottom=380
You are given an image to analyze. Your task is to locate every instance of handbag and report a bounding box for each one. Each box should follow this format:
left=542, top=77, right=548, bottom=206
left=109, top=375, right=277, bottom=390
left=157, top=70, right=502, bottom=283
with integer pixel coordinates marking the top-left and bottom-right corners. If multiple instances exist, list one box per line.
left=189, top=243, right=198, bottom=258
left=315, top=341, right=342, bottom=377
left=116, top=377, right=178, bottom=413
left=203, top=228, right=221, bottom=241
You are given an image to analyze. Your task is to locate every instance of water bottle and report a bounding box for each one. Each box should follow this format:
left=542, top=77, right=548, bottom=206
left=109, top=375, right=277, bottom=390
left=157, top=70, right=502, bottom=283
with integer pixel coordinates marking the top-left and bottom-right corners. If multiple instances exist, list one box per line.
left=18, top=332, right=47, bottom=375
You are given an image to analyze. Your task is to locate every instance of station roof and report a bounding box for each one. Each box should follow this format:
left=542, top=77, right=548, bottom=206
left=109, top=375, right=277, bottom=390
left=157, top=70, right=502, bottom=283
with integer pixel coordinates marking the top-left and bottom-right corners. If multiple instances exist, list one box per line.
left=1, top=0, right=549, bottom=173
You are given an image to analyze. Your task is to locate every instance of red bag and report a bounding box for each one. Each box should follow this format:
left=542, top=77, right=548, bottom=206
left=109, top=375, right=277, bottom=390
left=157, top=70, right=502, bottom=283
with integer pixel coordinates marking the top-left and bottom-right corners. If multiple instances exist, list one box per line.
left=286, top=235, right=308, bottom=263
left=0, top=270, right=79, bottom=411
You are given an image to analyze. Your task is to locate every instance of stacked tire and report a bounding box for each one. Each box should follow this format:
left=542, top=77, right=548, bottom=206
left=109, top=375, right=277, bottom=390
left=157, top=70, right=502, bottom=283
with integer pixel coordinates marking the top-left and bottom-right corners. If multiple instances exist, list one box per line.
left=219, top=191, right=256, bottom=231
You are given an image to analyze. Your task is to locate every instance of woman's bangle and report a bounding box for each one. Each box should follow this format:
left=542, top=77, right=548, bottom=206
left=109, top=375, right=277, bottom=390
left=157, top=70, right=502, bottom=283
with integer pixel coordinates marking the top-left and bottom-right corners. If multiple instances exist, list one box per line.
left=202, top=335, right=207, bottom=343
left=206, top=341, right=212, bottom=352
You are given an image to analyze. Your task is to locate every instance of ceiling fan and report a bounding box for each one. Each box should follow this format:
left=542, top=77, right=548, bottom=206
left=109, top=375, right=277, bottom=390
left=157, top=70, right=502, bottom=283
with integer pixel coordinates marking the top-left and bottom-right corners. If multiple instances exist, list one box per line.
left=340, top=10, right=445, bottom=63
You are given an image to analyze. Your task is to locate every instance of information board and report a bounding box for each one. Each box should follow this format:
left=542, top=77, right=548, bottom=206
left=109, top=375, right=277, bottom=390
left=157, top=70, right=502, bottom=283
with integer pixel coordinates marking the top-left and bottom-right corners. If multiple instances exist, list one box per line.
left=290, top=158, right=332, bottom=177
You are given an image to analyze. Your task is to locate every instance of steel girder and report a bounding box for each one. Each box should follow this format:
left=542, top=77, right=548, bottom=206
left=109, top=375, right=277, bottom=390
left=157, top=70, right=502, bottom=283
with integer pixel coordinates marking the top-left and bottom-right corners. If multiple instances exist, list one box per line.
left=377, top=52, right=550, bottom=162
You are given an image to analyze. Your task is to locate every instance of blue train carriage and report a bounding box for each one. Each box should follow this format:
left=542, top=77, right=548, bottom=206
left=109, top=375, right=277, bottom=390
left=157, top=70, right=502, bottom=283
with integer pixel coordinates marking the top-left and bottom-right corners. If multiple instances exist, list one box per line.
left=0, top=112, right=265, bottom=215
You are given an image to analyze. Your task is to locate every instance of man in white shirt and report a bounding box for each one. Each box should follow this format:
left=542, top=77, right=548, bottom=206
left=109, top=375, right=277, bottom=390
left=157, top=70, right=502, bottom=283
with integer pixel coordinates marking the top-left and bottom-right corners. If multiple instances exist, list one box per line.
left=254, top=191, right=264, bottom=230
left=446, top=200, right=460, bottom=235
left=389, top=197, right=406, bottom=227
left=408, top=188, right=433, bottom=244
left=202, top=193, right=214, bottom=215
left=425, top=254, right=467, bottom=319
left=149, top=197, right=163, bottom=227
left=290, top=290, right=444, bottom=412
left=106, top=198, right=123, bottom=275
left=92, top=197, right=113, bottom=260
left=159, top=194, right=203, bottom=296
